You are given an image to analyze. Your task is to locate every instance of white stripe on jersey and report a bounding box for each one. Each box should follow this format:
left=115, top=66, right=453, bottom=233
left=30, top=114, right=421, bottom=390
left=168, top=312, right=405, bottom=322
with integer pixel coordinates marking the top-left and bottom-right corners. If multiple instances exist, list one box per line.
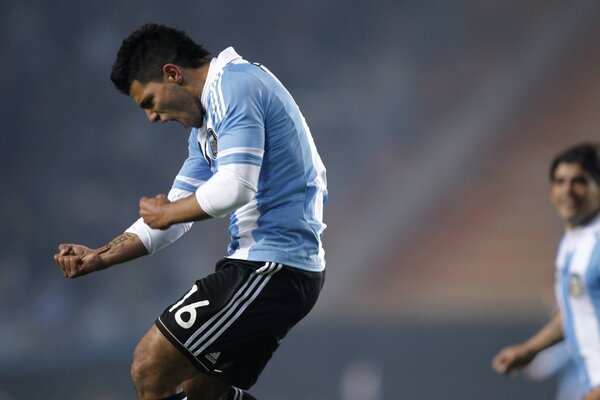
left=216, top=73, right=227, bottom=123
left=209, top=87, right=222, bottom=123
left=218, top=147, right=265, bottom=159
left=229, top=199, right=260, bottom=259
left=184, top=263, right=281, bottom=355
left=215, top=72, right=227, bottom=123
left=564, top=235, right=600, bottom=387
left=207, top=72, right=226, bottom=123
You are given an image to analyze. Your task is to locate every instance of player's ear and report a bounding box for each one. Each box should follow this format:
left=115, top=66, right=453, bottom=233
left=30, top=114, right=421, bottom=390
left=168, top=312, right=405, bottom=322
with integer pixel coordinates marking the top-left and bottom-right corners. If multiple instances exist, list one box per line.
left=163, top=64, right=183, bottom=84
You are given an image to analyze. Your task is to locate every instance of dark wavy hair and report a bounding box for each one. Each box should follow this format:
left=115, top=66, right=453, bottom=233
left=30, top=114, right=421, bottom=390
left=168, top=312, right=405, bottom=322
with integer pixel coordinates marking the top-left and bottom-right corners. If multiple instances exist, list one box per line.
left=549, top=143, right=600, bottom=185
left=110, top=23, right=210, bottom=95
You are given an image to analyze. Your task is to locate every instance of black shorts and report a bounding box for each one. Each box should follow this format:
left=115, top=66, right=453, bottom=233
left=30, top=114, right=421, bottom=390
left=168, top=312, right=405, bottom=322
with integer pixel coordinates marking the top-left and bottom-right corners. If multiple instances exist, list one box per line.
left=155, top=258, right=325, bottom=389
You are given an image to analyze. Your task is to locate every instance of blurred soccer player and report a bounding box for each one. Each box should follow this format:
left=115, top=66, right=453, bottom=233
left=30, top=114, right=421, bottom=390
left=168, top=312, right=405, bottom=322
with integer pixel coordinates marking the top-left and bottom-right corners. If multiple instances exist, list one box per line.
left=492, top=143, right=600, bottom=400
left=54, top=24, right=327, bottom=400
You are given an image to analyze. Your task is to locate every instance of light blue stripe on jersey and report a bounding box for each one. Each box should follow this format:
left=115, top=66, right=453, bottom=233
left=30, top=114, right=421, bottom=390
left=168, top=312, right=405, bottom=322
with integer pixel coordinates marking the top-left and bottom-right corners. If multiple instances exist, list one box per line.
left=206, top=60, right=327, bottom=271
left=174, top=179, right=199, bottom=193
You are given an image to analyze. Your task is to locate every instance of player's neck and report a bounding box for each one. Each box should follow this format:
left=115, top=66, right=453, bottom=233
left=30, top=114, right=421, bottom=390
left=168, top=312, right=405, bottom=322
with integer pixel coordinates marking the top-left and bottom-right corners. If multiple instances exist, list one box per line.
left=187, top=63, right=210, bottom=99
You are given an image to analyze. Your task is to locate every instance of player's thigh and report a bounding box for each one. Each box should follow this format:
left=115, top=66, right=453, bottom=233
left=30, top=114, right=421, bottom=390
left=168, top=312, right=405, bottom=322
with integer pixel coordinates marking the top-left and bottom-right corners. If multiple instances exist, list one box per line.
left=132, top=324, right=205, bottom=386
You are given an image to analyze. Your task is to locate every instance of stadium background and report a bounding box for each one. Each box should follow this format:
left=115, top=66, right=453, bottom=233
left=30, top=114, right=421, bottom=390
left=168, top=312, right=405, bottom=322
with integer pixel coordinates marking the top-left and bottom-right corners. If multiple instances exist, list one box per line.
left=2, top=0, right=600, bottom=398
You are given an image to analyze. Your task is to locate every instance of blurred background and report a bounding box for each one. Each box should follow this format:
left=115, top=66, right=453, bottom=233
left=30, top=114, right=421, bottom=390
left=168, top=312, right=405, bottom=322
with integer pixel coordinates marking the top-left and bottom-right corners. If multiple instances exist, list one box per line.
left=2, top=0, right=600, bottom=399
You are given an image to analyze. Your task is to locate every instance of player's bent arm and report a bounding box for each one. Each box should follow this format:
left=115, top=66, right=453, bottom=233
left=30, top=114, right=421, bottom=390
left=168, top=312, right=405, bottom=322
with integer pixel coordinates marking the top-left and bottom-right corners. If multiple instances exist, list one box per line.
left=492, top=312, right=564, bottom=375
left=141, top=171, right=255, bottom=227
left=521, top=312, right=564, bottom=354
left=140, top=166, right=257, bottom=229
left=130, top=189, right=196, bottom=253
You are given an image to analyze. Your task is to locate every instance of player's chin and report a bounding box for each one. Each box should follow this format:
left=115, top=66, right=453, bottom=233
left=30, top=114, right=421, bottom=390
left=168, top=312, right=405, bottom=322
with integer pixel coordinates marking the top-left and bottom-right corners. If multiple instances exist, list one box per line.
left=177, top=119, right=196, bottom=129
left=191, top=117, right=204, bottom=129
left=558, top=207, right=578, bottom=221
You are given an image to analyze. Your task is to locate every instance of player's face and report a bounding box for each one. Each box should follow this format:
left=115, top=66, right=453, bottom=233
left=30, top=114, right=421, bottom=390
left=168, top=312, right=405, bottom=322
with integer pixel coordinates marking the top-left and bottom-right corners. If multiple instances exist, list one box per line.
left=550, top=162, right=600, bottom=229
left=129, top=79, right=204, bottom=128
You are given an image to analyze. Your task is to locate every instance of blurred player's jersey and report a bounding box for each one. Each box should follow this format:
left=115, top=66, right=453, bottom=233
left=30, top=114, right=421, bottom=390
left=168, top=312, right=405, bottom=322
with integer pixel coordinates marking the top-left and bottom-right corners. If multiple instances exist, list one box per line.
left=174, top=47, right=327, bottom=272
left=555, top=213, right=600, bottom=393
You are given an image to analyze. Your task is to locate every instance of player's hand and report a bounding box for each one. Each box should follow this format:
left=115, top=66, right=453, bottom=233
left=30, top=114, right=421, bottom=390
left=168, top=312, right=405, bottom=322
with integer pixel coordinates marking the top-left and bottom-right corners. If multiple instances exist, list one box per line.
left=491, top=343, right=536, bottom=376
left=54, top=243, right=108, bottom=278
left=139, top=194, right=172, bottom=230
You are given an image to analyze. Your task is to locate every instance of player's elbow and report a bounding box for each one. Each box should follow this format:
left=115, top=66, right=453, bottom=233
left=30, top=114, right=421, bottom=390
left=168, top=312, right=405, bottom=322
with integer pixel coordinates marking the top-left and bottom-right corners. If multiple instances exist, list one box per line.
left=219, top=183, right=255, bottom=216
left=237, top=184, right=256, bottom=205
left=196, top=173, right=256, bottom=218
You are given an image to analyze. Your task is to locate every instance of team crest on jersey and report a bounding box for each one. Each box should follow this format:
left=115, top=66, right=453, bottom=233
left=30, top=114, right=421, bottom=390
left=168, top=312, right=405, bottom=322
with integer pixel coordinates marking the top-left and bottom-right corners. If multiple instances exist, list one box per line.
left=569, top=273, right=585, bottom=297
left=207, top=128, right=218, bottom=160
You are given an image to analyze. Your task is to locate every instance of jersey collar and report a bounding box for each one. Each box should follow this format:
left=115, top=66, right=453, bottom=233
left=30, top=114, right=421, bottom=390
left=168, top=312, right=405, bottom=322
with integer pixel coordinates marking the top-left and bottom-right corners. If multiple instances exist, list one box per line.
left=200, top=47, right=243, bottom=109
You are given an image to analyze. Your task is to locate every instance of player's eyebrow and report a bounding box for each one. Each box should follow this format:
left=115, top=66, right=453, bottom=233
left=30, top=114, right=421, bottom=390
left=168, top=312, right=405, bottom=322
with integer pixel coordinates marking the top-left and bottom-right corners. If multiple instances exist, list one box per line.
left=552, top=175, right=589, bottom=184
left=140, top=95, right=154, bottom=109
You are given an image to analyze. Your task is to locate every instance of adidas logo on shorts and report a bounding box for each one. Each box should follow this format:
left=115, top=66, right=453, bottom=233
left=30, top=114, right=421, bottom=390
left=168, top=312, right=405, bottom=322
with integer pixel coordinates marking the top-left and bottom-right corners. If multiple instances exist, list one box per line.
left=205, top=352, right=221, bottom=364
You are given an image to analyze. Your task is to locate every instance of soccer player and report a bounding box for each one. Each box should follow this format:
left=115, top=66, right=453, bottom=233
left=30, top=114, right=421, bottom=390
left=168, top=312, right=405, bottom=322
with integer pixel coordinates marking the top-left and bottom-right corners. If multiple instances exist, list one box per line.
left=54, top=24, right=327, bottom=400
left=492, top=143, right=600, bottom=400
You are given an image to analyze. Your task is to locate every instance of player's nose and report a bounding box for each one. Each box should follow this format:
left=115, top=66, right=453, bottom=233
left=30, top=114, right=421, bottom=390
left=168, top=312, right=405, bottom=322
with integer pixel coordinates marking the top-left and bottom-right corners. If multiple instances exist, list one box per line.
left=145, top=110, right=160, bottom=123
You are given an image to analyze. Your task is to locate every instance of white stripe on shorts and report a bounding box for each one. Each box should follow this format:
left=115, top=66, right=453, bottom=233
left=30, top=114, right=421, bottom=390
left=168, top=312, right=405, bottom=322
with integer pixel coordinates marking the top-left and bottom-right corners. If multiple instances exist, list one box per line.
left=184, top=262, right=282, bottom=356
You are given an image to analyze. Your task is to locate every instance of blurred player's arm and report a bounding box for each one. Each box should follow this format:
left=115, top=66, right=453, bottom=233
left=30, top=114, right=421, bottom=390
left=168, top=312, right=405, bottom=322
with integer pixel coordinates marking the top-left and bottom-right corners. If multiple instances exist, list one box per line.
left=491, top=312, right=564, bottom=375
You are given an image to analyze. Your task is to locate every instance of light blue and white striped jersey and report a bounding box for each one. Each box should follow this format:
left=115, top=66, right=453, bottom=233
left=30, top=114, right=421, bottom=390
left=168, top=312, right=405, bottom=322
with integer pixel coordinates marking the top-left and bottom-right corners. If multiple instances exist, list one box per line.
left=173, top=47, right=327, bottom=272
left=555, top=213, right=600, bottom=394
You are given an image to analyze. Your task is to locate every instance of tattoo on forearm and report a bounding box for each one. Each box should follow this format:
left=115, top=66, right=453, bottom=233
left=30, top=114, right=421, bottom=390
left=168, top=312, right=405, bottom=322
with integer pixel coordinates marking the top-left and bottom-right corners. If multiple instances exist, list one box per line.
left=95, top=245, right=111, bottom=255
left=108, top=233, right=136, bottom=254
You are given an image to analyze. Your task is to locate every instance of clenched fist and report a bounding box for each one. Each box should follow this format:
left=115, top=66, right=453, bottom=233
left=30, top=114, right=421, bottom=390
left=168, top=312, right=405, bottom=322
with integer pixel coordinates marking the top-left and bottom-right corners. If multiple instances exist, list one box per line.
left=54, top=243, right=109, bottom=278
left=139, top=194, right=172, bottom=229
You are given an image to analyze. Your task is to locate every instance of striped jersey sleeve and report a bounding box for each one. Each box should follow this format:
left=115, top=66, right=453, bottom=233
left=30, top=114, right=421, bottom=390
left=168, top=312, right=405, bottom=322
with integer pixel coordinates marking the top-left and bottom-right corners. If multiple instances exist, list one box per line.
left=209, top=70, right=265, bottom=175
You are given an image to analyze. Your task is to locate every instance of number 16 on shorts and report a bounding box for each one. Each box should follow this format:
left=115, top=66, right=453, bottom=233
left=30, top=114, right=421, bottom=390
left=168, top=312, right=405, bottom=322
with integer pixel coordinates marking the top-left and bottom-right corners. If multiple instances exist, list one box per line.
left=169, top=284, right=210, bottom=329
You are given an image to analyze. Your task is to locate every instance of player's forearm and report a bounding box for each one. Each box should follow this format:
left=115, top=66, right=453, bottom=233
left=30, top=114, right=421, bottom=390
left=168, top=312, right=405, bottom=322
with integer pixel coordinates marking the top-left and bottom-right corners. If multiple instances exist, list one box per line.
left=523, top=313, right=564, bottom=354
left=140, top=194, right=211, bottom=230
left=165, top=194, right=212, bottom=225
left=97, top=232, right=148, bottom=268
